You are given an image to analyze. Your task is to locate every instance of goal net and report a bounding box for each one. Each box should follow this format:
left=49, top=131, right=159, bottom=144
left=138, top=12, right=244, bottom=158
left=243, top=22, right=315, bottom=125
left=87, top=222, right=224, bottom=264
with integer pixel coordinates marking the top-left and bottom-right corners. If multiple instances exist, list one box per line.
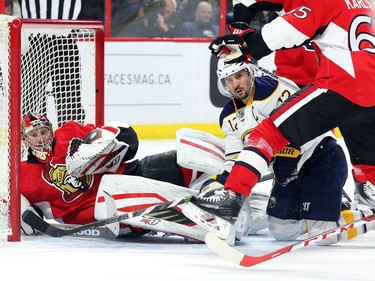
left=0, top=15, right=104, bottom=241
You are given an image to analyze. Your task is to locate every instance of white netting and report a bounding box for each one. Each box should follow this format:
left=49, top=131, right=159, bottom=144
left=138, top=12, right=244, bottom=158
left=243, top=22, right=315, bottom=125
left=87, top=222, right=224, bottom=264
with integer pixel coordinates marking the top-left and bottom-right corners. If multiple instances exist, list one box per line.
left=21, top=26, right=97, bottom=127
left=0, top=15, right=102, bottom=241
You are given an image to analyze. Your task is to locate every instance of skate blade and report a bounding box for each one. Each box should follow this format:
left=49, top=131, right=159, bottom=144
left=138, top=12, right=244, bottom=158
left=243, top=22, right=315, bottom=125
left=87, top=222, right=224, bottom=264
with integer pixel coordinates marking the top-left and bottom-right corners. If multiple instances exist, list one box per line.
left=182, top=202, right=233, bottom=240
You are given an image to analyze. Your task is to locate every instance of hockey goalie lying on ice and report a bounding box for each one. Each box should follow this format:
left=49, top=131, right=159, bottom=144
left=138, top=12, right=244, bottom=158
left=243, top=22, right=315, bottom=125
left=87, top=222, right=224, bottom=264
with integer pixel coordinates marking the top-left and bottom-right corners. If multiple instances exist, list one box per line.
left=19, top=112, right=268, bottom=245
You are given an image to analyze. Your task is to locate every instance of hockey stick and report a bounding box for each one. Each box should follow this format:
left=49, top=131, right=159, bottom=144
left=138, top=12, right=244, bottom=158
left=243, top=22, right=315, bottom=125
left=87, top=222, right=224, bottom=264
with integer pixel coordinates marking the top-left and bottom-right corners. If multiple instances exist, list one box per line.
left=48, top=223, right=118, bottom=239
left=251, top=64, right=300, bottom=92
left=259, top=173, right=273, bottom=182
left=22, top=196, right=192, bottom=237
left=22, top=174, right=274, bottom=238
left=204, top=212, right=375, bottom=267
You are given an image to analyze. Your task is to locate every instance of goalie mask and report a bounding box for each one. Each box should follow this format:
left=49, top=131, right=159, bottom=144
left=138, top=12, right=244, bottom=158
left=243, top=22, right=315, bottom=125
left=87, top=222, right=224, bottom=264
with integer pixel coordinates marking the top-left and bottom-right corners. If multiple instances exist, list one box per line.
left=21, top=112, right=54, bottom=163
left=217, top=59, right=257, bottom=100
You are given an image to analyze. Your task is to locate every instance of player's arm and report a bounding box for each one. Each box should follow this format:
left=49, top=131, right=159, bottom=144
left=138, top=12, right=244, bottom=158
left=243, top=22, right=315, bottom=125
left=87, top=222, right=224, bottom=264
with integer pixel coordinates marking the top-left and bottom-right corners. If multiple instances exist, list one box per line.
left=211, top=1, right=329, bottom=62
left=233, top=0, right=283, bottom=23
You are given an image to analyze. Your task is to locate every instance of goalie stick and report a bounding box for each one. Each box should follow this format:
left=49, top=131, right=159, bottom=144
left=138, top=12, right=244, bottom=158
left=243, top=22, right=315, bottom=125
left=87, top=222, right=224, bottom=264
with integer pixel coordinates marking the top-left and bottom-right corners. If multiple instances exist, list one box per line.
left=22, top=196, right=192, bottom=237
left=204, top=212, right=375, bottom=267
left=48, top=223, right=118, bottom=239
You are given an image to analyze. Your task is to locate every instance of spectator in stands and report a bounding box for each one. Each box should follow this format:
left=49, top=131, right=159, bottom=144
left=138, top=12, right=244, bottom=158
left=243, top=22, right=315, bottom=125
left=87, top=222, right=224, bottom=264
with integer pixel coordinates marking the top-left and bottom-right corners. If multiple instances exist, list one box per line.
left=175, top=0, right=196, bottom=22
left=114, top=0, right=182, bottom=37
left=111, top=0, right=144, bottom=35
left=148, top=0, right=182, bottom=37
left=181, top=1, right=219, bottom=38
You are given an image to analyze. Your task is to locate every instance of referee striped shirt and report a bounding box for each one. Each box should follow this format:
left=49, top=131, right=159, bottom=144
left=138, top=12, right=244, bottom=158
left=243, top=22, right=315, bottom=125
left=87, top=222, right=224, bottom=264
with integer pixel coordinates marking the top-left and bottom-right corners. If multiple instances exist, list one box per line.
left=18, top=0, right=84, bottom=19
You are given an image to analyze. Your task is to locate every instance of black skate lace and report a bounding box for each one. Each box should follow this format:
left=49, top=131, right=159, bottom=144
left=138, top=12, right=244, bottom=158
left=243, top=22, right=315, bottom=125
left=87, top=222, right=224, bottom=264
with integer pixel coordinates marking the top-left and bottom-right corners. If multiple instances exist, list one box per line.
left=202, top=189, right=228, bottom=203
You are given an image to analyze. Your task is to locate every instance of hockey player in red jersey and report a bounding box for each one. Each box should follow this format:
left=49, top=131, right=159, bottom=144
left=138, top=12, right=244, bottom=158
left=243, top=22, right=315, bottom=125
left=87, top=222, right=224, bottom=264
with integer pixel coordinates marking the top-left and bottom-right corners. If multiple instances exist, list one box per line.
left=19, top=113, right=210, bottom=238
left=232, top=0, right=318, bottom=87
left=232, top=0, right=375, bottom=209
left=184, top=0, right=375, bottom=236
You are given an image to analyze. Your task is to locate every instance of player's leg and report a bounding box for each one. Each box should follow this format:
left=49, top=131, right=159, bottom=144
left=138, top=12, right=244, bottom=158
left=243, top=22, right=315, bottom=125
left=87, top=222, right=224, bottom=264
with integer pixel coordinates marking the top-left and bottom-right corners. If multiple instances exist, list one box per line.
left=339, top=108, right=375, bottom=208
left=125, top=150, right=189, bottom=186
left=299, top=139, right=348, bottom=245
left=266, top=179, right=306, bottom=240
left=268, top=136, right=348, bottom=242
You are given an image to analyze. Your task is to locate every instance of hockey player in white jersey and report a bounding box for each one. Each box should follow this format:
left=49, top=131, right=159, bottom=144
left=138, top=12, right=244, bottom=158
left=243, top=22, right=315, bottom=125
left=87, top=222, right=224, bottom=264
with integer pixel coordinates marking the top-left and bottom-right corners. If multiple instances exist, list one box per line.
left=195, top=59, right=371, bottom=244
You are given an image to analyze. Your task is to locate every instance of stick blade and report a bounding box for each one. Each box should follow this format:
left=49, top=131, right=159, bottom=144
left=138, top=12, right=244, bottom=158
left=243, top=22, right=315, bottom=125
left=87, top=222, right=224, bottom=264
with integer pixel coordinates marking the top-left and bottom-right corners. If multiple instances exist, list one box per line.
left=22, top=210, right=63, bottom=237
left=205, top=232, right=245, bottom=265
left=205, top=232, right=292, bottom=267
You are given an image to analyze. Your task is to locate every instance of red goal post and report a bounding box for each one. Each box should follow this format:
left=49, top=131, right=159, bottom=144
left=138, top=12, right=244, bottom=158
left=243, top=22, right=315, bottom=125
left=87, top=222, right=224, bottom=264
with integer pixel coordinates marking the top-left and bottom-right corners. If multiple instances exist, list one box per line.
left=0, top=15, right=104, bottom=242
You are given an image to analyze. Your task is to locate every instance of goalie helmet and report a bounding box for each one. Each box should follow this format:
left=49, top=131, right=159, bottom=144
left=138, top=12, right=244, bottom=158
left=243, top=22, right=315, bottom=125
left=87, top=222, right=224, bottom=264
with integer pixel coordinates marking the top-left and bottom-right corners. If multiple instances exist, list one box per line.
left=21, top=112, right=54, bottom=163
left=216, top=59, right=257, bottom=98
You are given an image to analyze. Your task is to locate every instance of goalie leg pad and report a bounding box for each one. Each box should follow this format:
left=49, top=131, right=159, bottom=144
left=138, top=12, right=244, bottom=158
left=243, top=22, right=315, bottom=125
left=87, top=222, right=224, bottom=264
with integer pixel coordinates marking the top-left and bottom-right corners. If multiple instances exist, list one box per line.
left=95, top=174, right=197, bottom=220
left=94, top=175, right=203, bottom=240
left=176, top=128, right=225, bottom=175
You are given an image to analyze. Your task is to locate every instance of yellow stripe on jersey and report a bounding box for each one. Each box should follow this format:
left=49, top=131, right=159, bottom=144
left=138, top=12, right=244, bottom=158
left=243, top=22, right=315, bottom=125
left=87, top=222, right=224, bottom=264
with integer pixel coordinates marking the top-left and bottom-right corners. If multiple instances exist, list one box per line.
left=241, top=128, right=253, bottom=143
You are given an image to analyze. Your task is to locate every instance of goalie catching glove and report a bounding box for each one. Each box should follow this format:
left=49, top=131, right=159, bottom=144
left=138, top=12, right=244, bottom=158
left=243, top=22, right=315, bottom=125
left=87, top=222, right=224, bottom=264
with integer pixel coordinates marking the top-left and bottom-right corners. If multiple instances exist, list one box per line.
left=209, top=22, right=255, bottom=63
left=66, top=127, right=129, bottom=177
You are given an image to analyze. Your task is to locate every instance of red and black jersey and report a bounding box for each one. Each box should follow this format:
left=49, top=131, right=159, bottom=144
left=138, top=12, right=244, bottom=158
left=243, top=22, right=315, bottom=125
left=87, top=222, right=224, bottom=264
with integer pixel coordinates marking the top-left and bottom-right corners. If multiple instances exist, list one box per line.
left=233, top=0, right=319, bottom=86
left=21, top=121, right=130, bottom=224
left=243, top=0, right=375, bottom=106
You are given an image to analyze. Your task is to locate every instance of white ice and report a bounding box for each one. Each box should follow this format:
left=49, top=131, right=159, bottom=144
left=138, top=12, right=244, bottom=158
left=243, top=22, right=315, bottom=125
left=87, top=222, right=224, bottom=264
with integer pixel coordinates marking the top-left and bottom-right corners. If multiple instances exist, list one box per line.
left=1, top=139, right=374, bottom=281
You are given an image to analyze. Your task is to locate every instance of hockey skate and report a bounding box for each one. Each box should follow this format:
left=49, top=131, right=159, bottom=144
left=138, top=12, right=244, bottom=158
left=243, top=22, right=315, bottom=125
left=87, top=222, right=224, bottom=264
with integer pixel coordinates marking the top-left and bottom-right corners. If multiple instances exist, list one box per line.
left=354, top=178, right=375, bottom=209
left=191, top=188, right=244, bottom=223
left=182, top=188, right=245, bottom=240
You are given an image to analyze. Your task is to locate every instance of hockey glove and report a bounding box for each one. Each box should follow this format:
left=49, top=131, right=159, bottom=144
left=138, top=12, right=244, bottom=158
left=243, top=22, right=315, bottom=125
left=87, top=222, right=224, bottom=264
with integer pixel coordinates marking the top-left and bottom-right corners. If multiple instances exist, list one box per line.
left=66, top=128, right=129, bottom=177
left=209, top=23, right=254, bottom=63
left=273, top=145, right=301, bottom=187
left=21, top=195, right=42, bottom=235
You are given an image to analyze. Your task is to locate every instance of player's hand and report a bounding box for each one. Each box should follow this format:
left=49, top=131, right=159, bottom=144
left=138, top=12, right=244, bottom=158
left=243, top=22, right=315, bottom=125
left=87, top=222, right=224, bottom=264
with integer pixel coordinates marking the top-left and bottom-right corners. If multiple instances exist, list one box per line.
left=209, top=32, right=254, bottom=63
left=273, top=145, right=301, bottom=186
